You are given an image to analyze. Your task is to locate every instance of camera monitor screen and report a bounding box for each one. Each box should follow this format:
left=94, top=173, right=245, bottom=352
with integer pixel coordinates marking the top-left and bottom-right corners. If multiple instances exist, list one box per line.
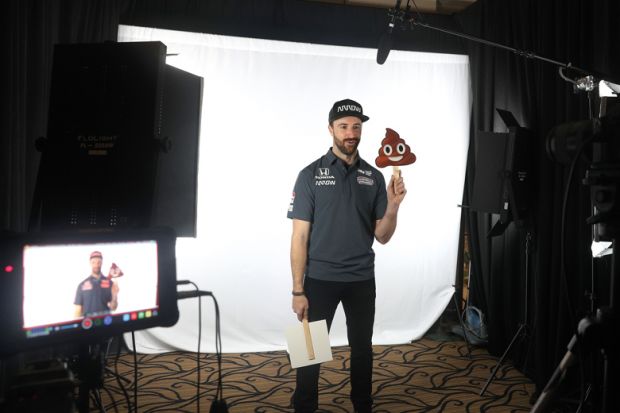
left=0, top=229, right=179, bottom=355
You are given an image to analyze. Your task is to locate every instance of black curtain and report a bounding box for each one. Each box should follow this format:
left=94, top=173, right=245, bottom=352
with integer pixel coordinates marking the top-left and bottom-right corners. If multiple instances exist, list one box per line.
left=1, top=0, right=123, bottom=232
left=457, top=0, right=620, bottom=398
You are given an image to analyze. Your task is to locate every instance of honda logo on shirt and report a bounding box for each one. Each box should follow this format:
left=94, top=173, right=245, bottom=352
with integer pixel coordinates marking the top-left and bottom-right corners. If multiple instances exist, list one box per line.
left=319, top=168, right=330, bottom=176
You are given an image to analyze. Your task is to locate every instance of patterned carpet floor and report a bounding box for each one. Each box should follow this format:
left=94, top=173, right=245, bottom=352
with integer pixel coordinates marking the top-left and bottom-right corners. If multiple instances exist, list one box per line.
left=101, top=338, right=535, bottom=412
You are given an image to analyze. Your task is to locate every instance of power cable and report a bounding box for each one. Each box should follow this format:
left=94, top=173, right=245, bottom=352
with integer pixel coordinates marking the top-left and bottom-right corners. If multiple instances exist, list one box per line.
left=177, top=281, right=228, bottom=412
left=131, top=332, right=138, bottom=413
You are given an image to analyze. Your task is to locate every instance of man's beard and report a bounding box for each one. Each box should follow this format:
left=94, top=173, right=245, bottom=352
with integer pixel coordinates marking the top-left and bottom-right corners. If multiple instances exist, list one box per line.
left=335, top=138, right=359, bottom=156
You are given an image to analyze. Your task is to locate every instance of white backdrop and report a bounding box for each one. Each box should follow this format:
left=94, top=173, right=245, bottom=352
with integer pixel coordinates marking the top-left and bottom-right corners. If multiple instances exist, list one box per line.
left=118, top=25, right=471, bottom=353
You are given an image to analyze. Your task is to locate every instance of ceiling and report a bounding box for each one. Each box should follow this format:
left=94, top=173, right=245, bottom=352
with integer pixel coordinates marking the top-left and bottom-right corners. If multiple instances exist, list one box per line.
left=306, top=0, right=478, bottom=15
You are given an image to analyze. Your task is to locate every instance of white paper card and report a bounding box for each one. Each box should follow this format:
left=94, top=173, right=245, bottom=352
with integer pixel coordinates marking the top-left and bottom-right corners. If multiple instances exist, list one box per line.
left=285, top=319, right=333, bottom=368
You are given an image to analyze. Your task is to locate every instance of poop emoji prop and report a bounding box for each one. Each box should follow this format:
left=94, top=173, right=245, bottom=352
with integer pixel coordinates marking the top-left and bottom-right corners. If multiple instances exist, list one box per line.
left=375, top=128, right=416, bottom=178
left=108, top=262, right=124, bottom=279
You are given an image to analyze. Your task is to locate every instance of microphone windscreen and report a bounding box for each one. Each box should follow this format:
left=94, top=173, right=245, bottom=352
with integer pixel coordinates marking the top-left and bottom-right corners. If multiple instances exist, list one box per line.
left=376, top=32, right=393, bottom=65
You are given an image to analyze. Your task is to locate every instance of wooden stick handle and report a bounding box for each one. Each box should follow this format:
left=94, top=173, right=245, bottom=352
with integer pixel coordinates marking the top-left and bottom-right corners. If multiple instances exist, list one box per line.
left=392, top=165, right=401, bottom=179
left=302, top=318, right=316, bottom=360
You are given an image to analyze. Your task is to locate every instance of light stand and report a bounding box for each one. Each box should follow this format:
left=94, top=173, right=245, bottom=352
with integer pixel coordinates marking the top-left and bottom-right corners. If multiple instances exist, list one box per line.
left=480, top=231, right=532, bottom=396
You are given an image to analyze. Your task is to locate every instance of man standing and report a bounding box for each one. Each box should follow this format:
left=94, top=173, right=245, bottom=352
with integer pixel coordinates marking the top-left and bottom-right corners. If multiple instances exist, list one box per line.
left=74, top=251, right=119, bottom=317
left=287, top=98, right=407, bottom=413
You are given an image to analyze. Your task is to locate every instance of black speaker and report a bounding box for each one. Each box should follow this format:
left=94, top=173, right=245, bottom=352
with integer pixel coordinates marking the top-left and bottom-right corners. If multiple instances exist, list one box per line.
left=471, top=109, right=532, bottom=234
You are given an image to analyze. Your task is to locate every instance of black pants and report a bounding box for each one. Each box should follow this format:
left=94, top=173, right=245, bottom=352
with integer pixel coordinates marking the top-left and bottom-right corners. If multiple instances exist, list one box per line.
left=293, top=277, right=376, bottom=413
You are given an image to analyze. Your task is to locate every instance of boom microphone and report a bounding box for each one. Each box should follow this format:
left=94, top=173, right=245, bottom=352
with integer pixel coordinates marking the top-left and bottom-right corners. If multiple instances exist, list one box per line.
left=377, top=0, right=402, bottom=65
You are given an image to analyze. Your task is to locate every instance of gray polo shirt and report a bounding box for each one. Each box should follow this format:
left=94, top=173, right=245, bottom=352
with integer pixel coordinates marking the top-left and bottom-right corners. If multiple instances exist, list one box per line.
left=287, top=148, right=388, bottom=282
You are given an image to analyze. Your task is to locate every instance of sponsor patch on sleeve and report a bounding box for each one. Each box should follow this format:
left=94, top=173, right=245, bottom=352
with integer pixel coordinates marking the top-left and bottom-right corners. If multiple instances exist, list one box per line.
left=288, top=192, right=295, bottom=212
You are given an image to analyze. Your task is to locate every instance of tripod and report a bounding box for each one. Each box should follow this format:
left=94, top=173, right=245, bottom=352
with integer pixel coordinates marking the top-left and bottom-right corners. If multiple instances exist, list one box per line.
left=480, top=231, right=532, bottom=396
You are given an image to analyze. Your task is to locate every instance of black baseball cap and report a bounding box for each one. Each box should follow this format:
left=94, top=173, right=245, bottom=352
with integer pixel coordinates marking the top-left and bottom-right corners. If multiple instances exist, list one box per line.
left=328, top=99, right=370, bottom=124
